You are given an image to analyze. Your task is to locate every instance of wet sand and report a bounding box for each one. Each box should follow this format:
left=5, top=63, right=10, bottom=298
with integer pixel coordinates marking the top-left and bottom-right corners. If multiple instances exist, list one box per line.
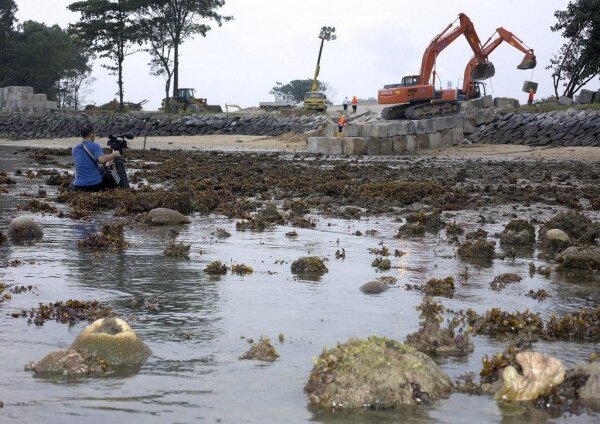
left=2, top=135, right=600, bottom=161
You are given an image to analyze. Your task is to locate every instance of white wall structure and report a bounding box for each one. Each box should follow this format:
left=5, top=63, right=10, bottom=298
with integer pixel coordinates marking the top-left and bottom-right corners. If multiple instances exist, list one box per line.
left=0, top=86, right=57, bottom=113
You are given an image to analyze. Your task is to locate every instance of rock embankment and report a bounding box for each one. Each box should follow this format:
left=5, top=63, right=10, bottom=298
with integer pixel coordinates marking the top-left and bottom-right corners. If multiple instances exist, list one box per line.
left=468, top=109, right=600, bottom=147
left=0, top=112, right=327, bottom=139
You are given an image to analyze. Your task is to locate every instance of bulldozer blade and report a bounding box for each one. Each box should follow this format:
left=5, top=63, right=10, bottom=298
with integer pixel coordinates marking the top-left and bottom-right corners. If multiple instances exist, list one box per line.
left=517, top=56, right=537, bottom=70
left=471, top=62, right=496, bottom=81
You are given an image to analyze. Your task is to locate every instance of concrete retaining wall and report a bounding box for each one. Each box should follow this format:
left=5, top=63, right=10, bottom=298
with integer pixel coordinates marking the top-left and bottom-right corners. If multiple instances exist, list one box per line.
left=0, top=86, right=57, bottom=113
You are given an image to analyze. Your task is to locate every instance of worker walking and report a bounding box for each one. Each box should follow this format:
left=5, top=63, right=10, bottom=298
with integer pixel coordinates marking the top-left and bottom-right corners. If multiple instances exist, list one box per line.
left=527, top=89, right=535, bottom=106
left=343, top=97, right=349, bottom=111
left=351, top=95, right=358, bottom=113
left=337, top=113, right=346, bottom=137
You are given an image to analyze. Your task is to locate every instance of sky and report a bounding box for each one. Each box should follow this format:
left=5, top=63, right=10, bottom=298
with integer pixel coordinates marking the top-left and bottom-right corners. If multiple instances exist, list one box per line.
left=13, top=0, right=600, bottom=110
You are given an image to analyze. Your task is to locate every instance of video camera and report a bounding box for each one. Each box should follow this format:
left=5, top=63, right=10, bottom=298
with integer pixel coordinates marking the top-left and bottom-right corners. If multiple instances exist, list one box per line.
left=107, top=133, right=135, bottom=152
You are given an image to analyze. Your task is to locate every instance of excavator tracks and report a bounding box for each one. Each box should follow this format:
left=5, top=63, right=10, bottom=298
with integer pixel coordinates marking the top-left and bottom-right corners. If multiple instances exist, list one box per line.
left=382, top=101, right=461, bottom=120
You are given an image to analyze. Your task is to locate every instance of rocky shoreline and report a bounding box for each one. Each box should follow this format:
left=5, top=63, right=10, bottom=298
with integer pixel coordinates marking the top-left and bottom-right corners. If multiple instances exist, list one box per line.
left=0, top=112, right=327, bottom=140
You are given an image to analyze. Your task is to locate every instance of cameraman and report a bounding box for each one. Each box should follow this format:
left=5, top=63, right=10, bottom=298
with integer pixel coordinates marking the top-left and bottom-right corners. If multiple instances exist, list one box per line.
left=70, top=124, right=121, bottom=192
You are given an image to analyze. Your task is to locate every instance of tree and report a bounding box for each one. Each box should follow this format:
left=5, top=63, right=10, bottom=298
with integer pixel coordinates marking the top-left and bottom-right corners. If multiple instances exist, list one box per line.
left=0, top=0, right=18, bottom=86
left=9, top=21, right=92, bottom=100
left=68, top=0, right=145, bottom=111
left=137, top=0, right=232, bottom=98
left=548, top=0, right=600, bottom=98
left=270, top=79, right=330, bottom=103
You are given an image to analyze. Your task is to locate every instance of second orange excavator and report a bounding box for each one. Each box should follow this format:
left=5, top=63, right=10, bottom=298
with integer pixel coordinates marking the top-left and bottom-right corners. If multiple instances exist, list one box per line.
left=462, top=28, right=536, bottom=99
left=378, top=13, right=535, bottom=120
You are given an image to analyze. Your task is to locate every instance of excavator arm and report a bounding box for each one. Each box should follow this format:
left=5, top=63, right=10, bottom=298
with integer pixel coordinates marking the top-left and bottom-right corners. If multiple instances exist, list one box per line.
left=418, top=13, right=491, bottom=85
left=462, top=27, right=536, bottom=97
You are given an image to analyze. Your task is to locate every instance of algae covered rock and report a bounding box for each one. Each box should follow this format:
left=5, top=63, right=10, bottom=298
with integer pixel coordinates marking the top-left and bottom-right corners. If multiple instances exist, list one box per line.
left=70, top=318, right=151, bottom=367
left=147, top=208, right=190, bottom=225
left=204, top=260, right=228, bottom=275
left=423, top=277, right=455, bottom=298
left=291, top=256, right=328, bottom=275
left=539, top=212, right=599, bottom=253
left=25, top=349, right=108, bottom=377
left=457, top=239, right=495, bottom=259
left=489, top=273, right=522, bottom=292
left=555, top=246, right=600, bottom=270
left=7, top=216, right=43, bottom=240
left=562, top=362, right=600, bottom=401
left=496, top=352, right=565, bottom=402
left=499, top=219, right=535, bottom=247
left=305, top=336, right=453, bottom=410
left=405, top=296, right=473, bottom=356
left=239, top=336, right=279, bottom=362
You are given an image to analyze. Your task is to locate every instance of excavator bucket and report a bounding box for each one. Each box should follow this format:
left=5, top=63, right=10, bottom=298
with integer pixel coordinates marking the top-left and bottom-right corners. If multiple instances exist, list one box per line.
left=471, top=62, right=496, bottom=81
left=517, top=55, right=537, bottom=70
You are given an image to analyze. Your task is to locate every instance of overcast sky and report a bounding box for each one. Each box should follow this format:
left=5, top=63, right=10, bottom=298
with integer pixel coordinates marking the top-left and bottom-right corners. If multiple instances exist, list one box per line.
left=14, top=0, right=600, bottom=110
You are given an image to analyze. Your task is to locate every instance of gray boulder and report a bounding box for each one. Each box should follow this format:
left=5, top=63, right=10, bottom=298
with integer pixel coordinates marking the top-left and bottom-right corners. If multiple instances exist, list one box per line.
left=558, top=96, right=574, bottom=106
left=556, top=246, right=600, bottom=270
left=360, top=280, right=389, bottom=294
left=563, top=362, right=600, bottom=401
left=494, top=97, right=520, bottom=109
left=578, top=89, right=595, bottom=104
left=305, top=336, right=452, bottom=410
left=146, top=208, right=190, bottom=225
left=7, top=216, right=43, bottom=240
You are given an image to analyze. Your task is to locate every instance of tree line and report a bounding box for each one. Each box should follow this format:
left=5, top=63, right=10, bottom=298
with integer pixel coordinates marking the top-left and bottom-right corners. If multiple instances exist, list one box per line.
left=0, top=0, right=231, bottom=111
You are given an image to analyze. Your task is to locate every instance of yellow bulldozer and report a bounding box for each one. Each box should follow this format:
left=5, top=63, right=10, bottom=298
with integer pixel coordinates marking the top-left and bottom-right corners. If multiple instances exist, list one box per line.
left=161, top=88, right=222, bottom=113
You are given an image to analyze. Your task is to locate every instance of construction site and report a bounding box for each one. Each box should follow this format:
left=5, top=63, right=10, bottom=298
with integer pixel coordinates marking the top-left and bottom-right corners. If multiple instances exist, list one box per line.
left=1, top=3, right=600, bottom=424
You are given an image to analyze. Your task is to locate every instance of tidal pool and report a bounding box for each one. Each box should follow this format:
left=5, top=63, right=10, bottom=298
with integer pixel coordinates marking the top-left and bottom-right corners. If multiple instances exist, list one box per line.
left=0, top=147, right=599, bottom=423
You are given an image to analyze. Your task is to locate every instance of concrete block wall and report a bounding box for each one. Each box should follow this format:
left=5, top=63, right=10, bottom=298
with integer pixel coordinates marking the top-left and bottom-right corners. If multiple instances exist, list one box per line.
left=311, top=109, right=495, bottom=155
left=0, top=86, right=57, bottom=113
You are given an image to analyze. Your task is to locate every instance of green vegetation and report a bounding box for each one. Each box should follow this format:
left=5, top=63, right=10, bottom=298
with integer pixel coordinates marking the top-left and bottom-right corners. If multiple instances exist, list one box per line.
left=548, top=0, right=600, bottom=98
left=0, top=0, right=92, bottom=105
left=271, top=79, right=330, bottom=103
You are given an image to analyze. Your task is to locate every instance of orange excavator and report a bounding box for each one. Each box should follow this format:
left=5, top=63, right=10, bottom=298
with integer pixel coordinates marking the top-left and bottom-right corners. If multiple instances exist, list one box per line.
left=462, top=28, right=536, bottom=99
left=379, top=13, right=495, bottom=120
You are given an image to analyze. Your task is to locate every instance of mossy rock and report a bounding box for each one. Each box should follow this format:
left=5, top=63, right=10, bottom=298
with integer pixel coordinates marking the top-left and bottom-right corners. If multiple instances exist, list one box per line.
left=204, top=260, right=228, bottom=275
left=556, top=246, right=600, bottom=270
left=239, top=336, right=279, bottom=362
left=457, top=239, right=495, bottom=259
left=7, top=216, right=43, bottom=240
left=26, top=349, right=109, bottom=377
left=360, top=280, right=389, bottom=294
left=305, top=336, right=453, bottom=410
left=539, top=212, right=599, bottom=253
left=499, top=219, right=535, bottom=247
left=423, top=277, right=455, bottom=298
left=291, top=256, right=328, bottom=275
left=70, top=318, right=151, bottom=367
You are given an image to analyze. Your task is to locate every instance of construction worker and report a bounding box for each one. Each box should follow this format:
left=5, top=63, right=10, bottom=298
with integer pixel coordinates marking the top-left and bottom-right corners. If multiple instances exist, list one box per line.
left=351, top=95, right=358, bottom=113
left=343, top=96, right=349, bottom=111
left=527, top=89, right=535, bottom=106
left=337, top=113, right=345, bottom=136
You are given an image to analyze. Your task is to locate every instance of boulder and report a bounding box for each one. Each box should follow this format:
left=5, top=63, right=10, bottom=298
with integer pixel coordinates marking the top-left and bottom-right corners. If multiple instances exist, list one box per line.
left=360, top=280, right=389, bottom=294
left=563, top=362, right=600, bottom=400
left=494, top=98, right=520, bottom=109
left=558, top=96, right=574, bottom=106
left=26, top=349, right=93, bottom=376
left=305, top=336, right=453, bottom=410
left=70, top=318, right=151, bottom=367
left=7, top=216, right=43, bottom=240
left=146, top=208, right=190, bottom=225
left=545, top=229, right=570, bottom=242
left=290, top=256, right=328, bottom=276
left=499, top=219, right=536, bottom=247
left=555, top=246, right=600, bottom=270
left=496, top=352, right=565, bottom=401
left=578, top=89, right=596, bottom=104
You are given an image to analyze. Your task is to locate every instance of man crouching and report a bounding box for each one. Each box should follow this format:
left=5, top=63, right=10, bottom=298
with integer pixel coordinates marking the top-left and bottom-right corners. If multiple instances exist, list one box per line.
left=70, top=124, right=121, bottom=192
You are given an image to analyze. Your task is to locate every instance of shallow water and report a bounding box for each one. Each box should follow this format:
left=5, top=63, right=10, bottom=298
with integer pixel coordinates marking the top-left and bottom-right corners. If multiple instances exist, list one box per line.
left=1, top=149, right=599, bottom=423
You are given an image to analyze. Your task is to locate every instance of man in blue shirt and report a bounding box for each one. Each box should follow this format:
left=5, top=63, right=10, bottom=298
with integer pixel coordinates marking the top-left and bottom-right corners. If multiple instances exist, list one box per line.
left=71, top=124, right=122, bottom=192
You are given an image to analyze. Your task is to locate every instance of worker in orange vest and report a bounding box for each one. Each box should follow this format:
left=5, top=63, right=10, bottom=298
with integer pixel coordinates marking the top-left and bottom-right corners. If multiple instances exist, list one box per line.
left=337, top=113, right=345, bottom=136
left=527, top=89, right=535, bottom=106
left=351, top=95, right=358, bottom=113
